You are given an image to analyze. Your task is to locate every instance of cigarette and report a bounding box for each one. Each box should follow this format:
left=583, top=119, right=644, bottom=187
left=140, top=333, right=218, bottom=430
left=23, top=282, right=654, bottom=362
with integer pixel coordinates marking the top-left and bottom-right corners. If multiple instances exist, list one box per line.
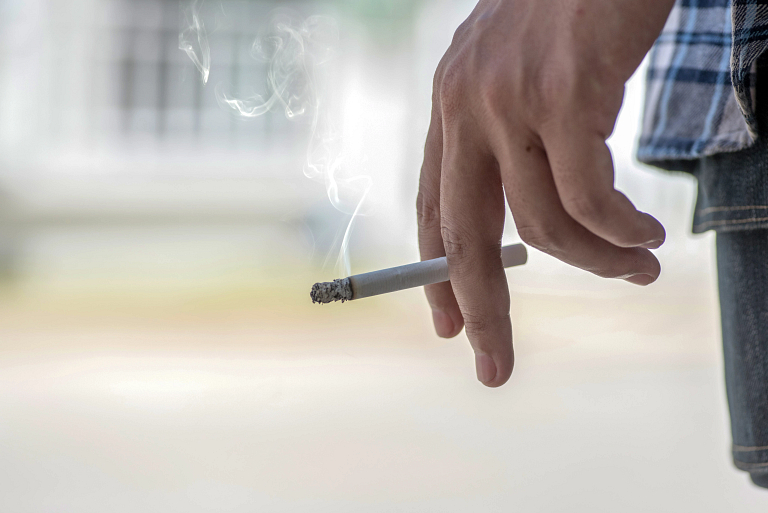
left=310, top=243, right=527, bottom=304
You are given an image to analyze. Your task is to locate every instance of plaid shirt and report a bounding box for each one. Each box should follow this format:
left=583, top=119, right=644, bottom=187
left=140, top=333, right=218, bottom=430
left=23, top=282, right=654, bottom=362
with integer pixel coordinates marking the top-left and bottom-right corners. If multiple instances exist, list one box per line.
left=638, top=0, right=768, bottom=167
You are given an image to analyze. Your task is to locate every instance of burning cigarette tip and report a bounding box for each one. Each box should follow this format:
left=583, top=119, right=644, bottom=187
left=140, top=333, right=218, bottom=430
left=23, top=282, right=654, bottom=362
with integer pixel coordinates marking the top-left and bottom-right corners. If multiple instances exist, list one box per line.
left=310, top=278, right=353, bottom=304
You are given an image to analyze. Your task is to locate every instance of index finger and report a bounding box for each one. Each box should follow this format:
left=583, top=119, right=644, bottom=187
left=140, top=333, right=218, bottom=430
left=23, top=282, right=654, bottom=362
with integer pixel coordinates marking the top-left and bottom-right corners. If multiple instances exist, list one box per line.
left=417, top=98, right=465, bottom=338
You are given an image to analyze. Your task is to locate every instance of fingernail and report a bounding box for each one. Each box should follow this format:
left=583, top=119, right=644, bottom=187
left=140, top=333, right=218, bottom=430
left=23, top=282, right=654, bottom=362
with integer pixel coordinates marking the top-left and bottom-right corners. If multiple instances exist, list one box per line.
left=475, top=353, right=497, bottom=385
left=625, top=274, right=656, bottom=286
left=432, top=310, right=455, bottom=338
left=640, top=239, right=664, bottom=249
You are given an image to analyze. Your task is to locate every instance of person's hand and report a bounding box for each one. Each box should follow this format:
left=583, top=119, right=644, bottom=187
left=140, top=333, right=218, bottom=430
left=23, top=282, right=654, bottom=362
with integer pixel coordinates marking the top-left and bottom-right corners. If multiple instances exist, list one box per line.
left=417, top=0, right=674, bottom=387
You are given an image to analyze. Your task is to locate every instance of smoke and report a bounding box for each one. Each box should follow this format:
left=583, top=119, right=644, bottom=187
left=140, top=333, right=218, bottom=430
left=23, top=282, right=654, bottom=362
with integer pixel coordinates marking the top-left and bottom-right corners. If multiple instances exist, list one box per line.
left=181, top=8, right=370, bottom=277
left=214, top=14, right=334, bottom=120
left=179, top=0, right=210, bottom=84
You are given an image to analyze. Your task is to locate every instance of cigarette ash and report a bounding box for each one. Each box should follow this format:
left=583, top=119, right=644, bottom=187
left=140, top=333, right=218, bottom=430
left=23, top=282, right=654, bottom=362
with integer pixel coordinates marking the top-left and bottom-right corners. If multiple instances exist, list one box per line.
left=310, top=278, right=353, bottom=304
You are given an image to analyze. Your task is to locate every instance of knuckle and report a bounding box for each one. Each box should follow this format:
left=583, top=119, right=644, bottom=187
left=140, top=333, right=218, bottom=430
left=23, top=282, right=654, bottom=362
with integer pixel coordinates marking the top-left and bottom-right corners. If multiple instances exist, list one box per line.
left=441, top=226, right=504, bottom=274
left=517, top=222, right=560, bottom=252
left=438, top=62, right=465, bottom=115
left=432, top=58, right=447, bottom=102
left=463, top=311, right=511, bottom=339
left=452, top=18, right=472, bottom=43
left=562, top=193, right=606, bottom=224
left=416, top=191, right=440, bottom=232
left=462, top=311, right=490, bottom=336
left=477, top=70, right=507, bottom=112
left=440, top=225, right=470, bottom=262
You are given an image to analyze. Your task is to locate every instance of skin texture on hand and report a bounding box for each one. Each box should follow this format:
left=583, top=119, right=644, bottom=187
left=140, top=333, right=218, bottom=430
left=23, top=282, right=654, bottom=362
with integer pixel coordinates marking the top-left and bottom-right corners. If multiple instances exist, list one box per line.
left=417, top=0, right=675, bottom=387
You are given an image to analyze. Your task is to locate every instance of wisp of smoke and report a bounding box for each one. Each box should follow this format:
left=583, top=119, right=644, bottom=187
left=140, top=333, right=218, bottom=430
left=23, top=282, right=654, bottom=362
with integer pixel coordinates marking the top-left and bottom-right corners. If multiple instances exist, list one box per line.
left=213, top=12, right=372, bottom=276
left=179, top=0, right=211, bottom=84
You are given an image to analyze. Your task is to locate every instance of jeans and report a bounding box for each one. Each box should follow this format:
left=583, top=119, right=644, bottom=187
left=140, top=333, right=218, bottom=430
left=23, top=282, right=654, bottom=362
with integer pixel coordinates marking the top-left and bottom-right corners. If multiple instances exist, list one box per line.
left=683, top=60, right=768, bottom=488
left=717, top=230, right=768, bottom=487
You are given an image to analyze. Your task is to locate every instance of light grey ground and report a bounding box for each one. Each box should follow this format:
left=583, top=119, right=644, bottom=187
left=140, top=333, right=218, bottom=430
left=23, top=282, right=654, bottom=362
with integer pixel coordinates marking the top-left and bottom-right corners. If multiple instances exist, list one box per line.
left=1, top=258, right=768, bottom=512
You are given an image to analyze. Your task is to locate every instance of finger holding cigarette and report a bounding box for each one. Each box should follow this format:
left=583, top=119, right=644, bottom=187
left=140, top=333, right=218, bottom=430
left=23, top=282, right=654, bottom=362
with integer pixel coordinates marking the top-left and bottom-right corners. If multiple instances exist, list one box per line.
left=310, top=243, right=527, bottom=304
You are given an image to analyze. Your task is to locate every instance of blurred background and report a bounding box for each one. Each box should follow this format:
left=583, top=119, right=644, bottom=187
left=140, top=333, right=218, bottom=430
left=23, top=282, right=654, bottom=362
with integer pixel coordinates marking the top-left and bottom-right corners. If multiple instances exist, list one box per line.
left=1, top=0, right=767, bottom=510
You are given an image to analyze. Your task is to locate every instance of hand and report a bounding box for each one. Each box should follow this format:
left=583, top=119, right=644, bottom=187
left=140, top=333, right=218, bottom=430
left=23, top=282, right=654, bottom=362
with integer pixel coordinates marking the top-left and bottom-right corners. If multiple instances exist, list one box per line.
left=417, top=0, right=674, bottom=387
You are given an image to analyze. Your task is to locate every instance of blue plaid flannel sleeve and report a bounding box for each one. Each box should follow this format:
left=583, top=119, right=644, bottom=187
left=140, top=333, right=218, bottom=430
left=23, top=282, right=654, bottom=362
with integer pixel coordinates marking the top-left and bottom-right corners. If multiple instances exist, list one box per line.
left=638, top=0, right=768, bottom=168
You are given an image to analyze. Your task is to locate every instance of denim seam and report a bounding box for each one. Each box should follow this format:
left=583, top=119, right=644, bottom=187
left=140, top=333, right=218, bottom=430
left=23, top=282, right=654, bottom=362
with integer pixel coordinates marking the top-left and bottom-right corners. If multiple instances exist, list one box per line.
left=697, top=205, right=768, bottom=215
left=694, top=215, right=768, bottom=231
left=734, top=444, right=768, bottom=452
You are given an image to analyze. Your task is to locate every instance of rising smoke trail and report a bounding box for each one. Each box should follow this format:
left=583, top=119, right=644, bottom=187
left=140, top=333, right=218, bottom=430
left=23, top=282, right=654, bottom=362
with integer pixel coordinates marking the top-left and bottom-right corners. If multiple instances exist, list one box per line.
left=182, top=9, right=370, bottom=276
left=179, top=0, right=210, bottom=84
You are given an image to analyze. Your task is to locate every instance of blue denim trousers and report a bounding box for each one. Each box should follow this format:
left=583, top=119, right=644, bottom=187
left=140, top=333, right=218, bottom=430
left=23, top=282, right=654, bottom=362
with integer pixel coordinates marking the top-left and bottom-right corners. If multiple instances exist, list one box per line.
left=681, top=62, right=768, bottom=488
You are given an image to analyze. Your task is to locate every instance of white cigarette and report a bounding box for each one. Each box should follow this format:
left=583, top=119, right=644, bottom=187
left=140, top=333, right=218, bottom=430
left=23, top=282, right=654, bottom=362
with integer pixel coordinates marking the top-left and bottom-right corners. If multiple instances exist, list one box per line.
left=310, top=243, right=528, bottom=304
